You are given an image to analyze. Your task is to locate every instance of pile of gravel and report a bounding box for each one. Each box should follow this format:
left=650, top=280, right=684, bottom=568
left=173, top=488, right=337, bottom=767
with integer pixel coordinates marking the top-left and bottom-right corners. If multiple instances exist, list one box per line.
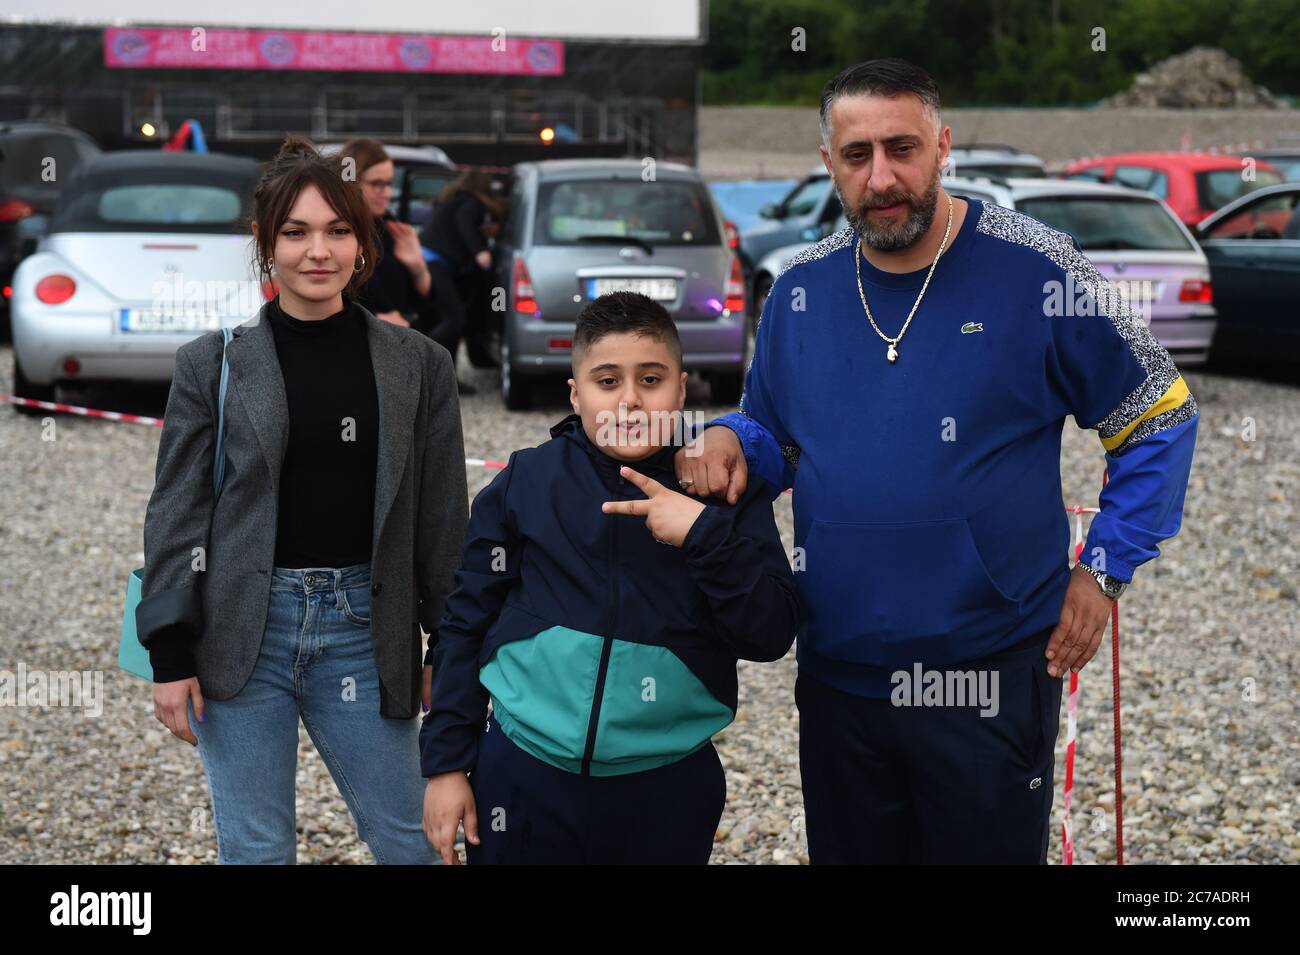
left=1099, top=47, right=1287, bottom=109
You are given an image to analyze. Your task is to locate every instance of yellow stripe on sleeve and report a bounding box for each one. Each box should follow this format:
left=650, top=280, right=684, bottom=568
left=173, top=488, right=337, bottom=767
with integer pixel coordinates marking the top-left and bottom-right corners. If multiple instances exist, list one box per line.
left=1101, top=375, right=1191, bottom=452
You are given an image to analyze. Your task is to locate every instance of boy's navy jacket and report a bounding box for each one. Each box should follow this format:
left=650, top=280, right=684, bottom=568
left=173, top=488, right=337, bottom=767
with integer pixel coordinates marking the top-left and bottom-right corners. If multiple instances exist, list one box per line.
left=419, top=413, right=798, bottom=778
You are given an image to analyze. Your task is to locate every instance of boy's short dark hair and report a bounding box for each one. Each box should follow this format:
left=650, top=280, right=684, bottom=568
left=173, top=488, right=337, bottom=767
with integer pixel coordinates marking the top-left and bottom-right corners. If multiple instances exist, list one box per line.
left=572, top=291, right=683, bottom=372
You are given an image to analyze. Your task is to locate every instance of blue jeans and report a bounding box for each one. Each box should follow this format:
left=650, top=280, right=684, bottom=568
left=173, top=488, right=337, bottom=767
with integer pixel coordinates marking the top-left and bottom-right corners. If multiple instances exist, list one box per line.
left=187, top=562, right=436, bottom=865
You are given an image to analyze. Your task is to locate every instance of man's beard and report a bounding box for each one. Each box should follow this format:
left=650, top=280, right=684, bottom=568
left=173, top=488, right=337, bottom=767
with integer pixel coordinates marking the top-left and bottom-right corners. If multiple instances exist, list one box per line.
left=839, top=170, right=941, bottom=252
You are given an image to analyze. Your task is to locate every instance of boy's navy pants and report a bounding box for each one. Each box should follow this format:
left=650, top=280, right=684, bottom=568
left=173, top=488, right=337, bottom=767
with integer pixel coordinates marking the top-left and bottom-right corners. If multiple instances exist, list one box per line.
left=467, top=714, right=726, bottom=864
left=796, top=631, right=1064, bottom=864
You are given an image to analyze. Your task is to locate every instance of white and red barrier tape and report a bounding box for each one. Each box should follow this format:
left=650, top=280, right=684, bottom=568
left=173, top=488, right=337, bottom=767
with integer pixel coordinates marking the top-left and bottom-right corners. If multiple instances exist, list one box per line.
left=2, top=394, right=167, bottom=427
left=1, top=393, right=511, bottom=470
left=5, top=389, right=1127, bottom=863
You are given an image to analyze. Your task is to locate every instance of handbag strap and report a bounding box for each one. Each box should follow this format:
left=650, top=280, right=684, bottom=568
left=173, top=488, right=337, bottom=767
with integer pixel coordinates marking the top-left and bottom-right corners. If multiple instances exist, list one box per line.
left=212, top=326, right=233, bottom=498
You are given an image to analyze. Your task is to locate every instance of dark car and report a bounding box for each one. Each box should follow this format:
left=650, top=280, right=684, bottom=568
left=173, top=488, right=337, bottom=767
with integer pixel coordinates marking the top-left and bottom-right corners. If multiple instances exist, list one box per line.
left=1194, top=182, right=1300, bottom=366
left=0, top=122, right=101, bottom=334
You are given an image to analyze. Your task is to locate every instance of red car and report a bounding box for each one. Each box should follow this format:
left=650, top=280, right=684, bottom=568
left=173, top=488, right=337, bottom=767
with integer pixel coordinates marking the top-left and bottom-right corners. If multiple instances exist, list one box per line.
left=1061, top=152, right=1284, bottom=228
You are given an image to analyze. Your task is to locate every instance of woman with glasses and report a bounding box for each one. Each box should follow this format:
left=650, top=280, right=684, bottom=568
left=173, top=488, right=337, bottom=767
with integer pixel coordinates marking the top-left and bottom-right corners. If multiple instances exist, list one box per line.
left=341, top=139, right=477, bottom=394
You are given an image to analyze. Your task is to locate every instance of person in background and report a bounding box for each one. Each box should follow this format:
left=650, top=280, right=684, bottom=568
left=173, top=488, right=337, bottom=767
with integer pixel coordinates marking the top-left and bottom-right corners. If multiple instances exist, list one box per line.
left=460, top=201, right=508, bottom=369
left=419, top=170, right=506, bottom=388
left=342, top=139, right=479, bottom=395
left=338, top=139, right=427, bottom=330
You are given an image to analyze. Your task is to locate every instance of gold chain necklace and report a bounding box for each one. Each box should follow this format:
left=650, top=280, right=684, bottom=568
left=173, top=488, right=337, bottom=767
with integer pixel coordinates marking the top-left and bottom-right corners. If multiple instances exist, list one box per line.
left=854, top=192, right=954, bottom=363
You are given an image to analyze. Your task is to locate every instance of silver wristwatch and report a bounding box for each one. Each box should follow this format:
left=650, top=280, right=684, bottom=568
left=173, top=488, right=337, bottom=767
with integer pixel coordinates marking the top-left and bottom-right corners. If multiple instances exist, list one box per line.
left=1082, top=565, right=1127, bottom=600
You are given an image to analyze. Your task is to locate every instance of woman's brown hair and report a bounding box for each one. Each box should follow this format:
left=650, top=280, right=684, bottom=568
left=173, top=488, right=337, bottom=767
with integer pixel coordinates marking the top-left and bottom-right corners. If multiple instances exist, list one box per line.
left=338, top=138, right=391, bottom=182
left=437, top=168, right=505, bottom=215
left=250, top=135, right=378, bottom=299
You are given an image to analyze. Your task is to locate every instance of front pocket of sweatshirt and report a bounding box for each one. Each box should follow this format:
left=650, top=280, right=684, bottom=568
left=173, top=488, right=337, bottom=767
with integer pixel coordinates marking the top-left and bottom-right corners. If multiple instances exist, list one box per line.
left=798, top=517, right=1023, bottom=667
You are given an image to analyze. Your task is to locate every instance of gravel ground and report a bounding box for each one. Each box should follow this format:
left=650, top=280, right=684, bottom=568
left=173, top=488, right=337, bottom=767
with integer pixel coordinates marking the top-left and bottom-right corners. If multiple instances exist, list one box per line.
left=0, top=345, right=1295, bottom=864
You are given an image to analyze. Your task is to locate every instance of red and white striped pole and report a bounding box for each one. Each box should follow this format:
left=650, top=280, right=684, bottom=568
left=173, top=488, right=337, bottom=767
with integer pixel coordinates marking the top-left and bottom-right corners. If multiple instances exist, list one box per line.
left=1102, top=468, right=1125, bottom=865
left=1060, top=480, right=1125, bottom=865
left=1062, top=507, right=1087, bottom=865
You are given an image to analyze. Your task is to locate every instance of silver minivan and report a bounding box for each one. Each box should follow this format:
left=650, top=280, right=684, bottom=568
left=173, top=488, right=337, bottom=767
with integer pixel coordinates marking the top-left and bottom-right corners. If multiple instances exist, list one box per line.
left=495, top=159, right=747, bottom=409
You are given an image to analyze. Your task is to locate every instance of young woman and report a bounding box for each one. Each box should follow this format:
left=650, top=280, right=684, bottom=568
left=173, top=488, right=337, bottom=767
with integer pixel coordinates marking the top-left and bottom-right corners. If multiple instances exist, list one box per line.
left=136, top=135, right=469, bottom=864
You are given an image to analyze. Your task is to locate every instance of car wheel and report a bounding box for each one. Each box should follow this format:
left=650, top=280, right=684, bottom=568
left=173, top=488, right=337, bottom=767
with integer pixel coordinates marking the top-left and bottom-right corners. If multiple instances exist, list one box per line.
left=11, top=351, right=55, bottom=415
left=500, top=340, right=533, bottom=411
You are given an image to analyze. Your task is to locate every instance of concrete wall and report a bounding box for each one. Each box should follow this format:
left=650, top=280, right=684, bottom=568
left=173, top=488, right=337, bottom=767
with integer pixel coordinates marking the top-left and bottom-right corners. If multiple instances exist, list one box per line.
left=698, top=105, right=1300, bottom=179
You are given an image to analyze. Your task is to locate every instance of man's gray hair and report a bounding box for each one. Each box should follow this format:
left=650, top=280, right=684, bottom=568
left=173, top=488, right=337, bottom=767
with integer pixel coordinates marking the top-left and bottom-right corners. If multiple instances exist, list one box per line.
left=819, top=58, right=943, bottom=148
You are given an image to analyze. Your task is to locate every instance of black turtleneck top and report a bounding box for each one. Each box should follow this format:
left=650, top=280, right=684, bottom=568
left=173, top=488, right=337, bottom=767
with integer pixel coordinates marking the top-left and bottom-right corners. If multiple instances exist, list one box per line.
left=266, top=296, right=380, bottom=568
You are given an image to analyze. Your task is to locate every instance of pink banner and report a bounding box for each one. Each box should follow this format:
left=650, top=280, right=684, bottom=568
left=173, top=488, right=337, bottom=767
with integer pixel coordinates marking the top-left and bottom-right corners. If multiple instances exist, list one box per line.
left=104, top=27, right=564, bottom=75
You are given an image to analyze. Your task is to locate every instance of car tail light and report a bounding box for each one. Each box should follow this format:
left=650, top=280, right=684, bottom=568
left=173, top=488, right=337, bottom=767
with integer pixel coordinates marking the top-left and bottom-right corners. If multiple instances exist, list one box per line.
left=35, top=274, right=76, bottom=305
left=261, top=278, right=280, bottom=300
left=724, top=256, right=745, bottom=314
left=0, top=198, right=33, bottom=224
left=1178, top=279, right=1212, bottom=304
left=3, top=285, right=12, bottom=299
left=724, top=219, right=740, bottom=251
left=547, top=337, right=572, bottom=351
left=512, top=258, right=538, bottom=315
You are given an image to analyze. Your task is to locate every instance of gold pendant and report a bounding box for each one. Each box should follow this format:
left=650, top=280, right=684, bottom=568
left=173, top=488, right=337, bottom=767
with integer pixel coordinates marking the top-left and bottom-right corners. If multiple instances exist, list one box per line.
left=886, top=343, right=898, bottom=363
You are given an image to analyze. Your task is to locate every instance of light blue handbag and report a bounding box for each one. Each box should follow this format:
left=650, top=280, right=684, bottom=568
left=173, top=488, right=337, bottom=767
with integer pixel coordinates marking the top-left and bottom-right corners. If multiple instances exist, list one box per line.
left=118, top=327, right=234, bottom=680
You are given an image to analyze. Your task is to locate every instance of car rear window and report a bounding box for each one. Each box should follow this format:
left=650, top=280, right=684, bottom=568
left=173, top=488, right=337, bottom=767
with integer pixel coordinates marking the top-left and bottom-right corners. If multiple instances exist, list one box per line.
left=956, top=163, right=1046, bottom=179
left=1016, top=196, right=1194, bottom=251
left=780, top=176, right=832, bottom=216
left=534, top=178, right=721, bottom=247
left=50, top=164, right=255, bottom=234
left=0, top=132, right=99, bottom=199
left=1196, top=168, right=1285, bottom=212
left=1268, top=157, right=1300, bottom=180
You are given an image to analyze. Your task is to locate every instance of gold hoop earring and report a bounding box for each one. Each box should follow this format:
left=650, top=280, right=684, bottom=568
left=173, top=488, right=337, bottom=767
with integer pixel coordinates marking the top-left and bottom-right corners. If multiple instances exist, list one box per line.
left=354, top=253, right=366, bottom=273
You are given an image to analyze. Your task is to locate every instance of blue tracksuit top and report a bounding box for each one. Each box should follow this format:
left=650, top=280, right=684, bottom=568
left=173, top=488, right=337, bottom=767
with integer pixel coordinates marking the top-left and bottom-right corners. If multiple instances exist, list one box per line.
left=712, top=197, right=1198, bottom=698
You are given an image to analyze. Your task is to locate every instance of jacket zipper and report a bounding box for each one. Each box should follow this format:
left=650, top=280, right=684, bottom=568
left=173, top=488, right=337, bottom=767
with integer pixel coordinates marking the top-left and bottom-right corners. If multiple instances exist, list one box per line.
left=580, top=469, right=620, bottom=775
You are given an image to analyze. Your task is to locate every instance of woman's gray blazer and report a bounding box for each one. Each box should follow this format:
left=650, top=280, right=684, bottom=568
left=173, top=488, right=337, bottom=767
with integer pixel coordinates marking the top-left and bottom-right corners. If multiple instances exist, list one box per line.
left=135, top=302, right=470, bottom=719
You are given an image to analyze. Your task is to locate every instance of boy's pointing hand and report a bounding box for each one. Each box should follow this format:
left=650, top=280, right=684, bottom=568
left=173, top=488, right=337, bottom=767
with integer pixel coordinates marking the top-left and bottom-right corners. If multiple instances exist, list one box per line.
left=602, top=466, right=707, bottom=548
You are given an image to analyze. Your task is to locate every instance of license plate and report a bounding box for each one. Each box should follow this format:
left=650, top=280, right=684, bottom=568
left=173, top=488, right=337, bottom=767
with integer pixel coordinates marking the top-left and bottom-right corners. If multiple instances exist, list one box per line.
left=120, top=308, right=223, bottom=333
left=1110, top=280, right=1162, bottom=307
left=587, top=278, right=678, bottom=301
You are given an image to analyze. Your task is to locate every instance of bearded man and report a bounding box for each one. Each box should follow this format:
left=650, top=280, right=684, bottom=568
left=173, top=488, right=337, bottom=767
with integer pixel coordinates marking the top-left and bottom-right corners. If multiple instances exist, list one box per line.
left=676, top=59, right=1198, bottom=863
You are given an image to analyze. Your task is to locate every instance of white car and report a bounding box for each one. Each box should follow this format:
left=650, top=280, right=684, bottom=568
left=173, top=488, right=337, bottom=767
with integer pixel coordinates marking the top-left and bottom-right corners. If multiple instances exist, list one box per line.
left=11, top=151, right=262, bottom=409
left=752, top=176, right=1216, bottom=365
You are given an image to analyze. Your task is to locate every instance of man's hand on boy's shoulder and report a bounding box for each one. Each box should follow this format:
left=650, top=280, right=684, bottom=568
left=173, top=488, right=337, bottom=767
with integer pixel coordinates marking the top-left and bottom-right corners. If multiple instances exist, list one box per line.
left=674, top=426, right=747, bottom=505
left=602, top=466, right=708, bottom=548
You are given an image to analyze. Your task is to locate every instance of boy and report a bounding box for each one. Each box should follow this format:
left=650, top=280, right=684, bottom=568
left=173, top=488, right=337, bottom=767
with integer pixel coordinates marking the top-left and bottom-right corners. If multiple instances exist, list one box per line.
left=420, top=291, right=798, bottom=864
